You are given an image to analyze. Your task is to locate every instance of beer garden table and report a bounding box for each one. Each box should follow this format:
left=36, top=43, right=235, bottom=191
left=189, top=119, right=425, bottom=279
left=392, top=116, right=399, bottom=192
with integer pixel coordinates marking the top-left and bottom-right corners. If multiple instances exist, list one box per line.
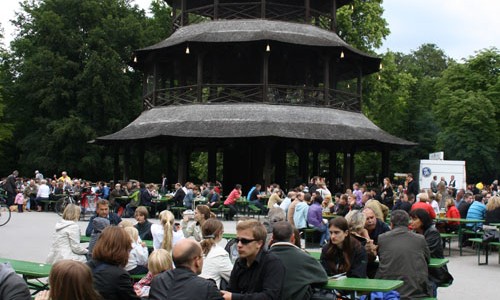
left=435, top=217, right=484, bottom=255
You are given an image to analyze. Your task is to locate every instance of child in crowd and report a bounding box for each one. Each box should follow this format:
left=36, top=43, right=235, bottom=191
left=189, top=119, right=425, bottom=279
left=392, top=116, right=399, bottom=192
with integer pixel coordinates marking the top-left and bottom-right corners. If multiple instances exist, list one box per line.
left=133, top=249, right=173, bottom=298
left=14, top=190, right=25, bottom=213
left=123, top=227, right=149, bottom=275
left=87, top=217, right=110, bottom=259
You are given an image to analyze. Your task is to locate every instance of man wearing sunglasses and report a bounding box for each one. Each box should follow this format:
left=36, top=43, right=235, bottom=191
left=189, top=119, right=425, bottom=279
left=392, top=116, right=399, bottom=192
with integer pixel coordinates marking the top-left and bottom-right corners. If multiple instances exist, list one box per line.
left=221, top=219, right=285, bottom=300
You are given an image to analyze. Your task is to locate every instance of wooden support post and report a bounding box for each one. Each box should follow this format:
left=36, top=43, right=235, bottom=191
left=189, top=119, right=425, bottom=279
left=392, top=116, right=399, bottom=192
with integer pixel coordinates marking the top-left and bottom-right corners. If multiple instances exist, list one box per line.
left=138, top=143, right=145, bottom=182
left=381, top=147, right=390, bottom=182
left=123, top=146, right=130, bottom=181
left=305, top=0, right=311, bottom=23
left=197, top=53, right=204, bottom=102
left=328, top=149, right=337, bottom=190
left=113, top=144, right=120, bottom=184
left=263, top=51, right=269, bottom=102
left=331, top=0, right=337, bottom=32
left=343, top=151, right=351, bottom=190
left=177, top=141, right=187, bottom=184
left=214, top=0, right=219, bottom=19
left=298, top=146, right=309, bottom=183
left=208, top=145, right=217, bottom=182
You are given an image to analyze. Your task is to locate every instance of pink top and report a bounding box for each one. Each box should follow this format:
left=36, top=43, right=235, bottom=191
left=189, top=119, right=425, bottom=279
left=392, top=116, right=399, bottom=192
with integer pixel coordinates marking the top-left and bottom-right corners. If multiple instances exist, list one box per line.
left=224, top=188, right=241, bottom=205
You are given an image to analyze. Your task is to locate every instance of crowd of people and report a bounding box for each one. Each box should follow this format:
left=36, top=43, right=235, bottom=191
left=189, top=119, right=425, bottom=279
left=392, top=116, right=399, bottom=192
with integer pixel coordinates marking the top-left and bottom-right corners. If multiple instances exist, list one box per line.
left=1, top=170, right=500, bottom=300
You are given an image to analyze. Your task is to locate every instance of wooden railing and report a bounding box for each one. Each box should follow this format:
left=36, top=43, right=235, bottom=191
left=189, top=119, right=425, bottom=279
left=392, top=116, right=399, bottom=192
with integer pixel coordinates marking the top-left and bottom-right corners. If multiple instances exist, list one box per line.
left=143, top=84, right=360, bottom=112
left=172, top=2, right=333, bottom=31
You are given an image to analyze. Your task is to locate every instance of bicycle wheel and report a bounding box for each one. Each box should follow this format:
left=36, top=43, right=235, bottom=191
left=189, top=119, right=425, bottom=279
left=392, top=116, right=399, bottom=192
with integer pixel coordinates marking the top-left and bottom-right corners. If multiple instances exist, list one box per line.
left=0, top=203, right=11, bottom=226
left=55, top=199, right=66, bottom=216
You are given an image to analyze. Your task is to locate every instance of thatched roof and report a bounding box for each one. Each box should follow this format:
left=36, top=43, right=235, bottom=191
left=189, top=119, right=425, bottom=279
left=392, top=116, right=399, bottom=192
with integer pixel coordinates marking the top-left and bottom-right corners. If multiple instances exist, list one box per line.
left=95, top=104, right=415, bottom=147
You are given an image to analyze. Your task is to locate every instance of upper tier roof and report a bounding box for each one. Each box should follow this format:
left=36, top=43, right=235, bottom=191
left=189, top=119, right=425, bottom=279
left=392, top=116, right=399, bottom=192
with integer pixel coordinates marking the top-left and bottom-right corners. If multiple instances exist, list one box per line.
left=135, top=19, right=381, bottom=75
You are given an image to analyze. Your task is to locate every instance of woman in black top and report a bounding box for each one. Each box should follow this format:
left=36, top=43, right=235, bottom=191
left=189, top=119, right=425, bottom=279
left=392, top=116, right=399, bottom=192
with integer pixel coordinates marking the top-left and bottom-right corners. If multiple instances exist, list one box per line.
left=320, top=217, right=367, bottom=278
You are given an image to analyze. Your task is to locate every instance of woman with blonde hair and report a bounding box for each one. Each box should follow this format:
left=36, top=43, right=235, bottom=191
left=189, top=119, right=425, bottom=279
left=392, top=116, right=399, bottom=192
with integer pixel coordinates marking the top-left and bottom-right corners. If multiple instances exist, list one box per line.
left=485, top=195, right=500, bottom=224
left=199, top=218, right=233, bottom=288
left=151, top=210, right=184, bottom=250
left=46, top=204, right=88, bottom=264
left=87, top=226, right=138, bottom=299
left=35, top=260, right=101, bottom=300
left=133, top=249, right=173, bottom=298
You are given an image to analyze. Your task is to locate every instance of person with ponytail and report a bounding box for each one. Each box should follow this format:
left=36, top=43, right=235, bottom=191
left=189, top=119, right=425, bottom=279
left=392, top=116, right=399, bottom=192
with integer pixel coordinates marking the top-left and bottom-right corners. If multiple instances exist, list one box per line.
left=182, top=204, right=215, bottom=241
left=199, top=218, right=233, bottom=288
left=151, top=210, right=184, bottom=251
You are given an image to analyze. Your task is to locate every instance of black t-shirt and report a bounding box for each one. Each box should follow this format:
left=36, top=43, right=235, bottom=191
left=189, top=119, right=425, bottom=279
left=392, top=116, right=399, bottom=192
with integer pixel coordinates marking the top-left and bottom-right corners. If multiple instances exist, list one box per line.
left=249, top=189, right=260, bottom=201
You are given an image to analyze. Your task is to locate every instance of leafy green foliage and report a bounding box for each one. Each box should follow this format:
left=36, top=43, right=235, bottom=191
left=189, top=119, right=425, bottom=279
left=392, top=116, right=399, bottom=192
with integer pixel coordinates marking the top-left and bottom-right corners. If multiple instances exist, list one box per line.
left=0, top=0, right=170, bottom=178
left=434, top=48, right=500, bottom=182
left=337, top=0, right=390, bottom=52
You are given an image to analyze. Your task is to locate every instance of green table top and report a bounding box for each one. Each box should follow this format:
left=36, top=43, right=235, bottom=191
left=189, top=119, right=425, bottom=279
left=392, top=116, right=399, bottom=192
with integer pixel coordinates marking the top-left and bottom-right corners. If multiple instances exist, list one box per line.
left=435, top=218, right=484, bottom=223
left=80, top=236, right=153, bottom=248
left=152, top=197, right=173, bottom=203
left=428, top=258, right=449, bottom=268
left=0, top=258, right=51, bottom=278
left=323, top=277, right=403, bottom=292
left=308, top=252, right=448, bottom=268
left=222, top=233, right=237, bottom=239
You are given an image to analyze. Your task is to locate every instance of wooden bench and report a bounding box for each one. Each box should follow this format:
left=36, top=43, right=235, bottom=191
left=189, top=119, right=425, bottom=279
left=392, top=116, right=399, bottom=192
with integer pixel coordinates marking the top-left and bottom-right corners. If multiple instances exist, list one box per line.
left=470, top=238, right=500, bottom=265
left=300, top=228, right=317, bottom=248
left=0, top=258, right=51, bottom=295
left=171, top=206, right=186, bottom=219
left=440, top=232, right=459, bottom=256
left=247, top=204, right=261, bottom=219
left=39, top=199, right=59, bottom=212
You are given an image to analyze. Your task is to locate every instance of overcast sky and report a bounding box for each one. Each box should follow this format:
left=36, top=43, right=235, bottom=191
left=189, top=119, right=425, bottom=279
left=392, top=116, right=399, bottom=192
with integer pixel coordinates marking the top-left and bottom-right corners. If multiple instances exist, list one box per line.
left=1, top=0, right=499, bottom=60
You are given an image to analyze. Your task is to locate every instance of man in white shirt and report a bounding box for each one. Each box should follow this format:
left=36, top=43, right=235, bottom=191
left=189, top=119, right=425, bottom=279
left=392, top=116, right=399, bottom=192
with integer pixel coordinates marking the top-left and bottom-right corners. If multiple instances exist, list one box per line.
left=35, top=179, right=50, bottom=212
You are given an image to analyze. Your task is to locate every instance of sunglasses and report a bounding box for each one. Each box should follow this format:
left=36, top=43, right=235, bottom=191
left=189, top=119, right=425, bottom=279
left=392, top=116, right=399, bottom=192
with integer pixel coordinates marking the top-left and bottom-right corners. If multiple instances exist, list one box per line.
left=235, top=237, right=257, bottom=245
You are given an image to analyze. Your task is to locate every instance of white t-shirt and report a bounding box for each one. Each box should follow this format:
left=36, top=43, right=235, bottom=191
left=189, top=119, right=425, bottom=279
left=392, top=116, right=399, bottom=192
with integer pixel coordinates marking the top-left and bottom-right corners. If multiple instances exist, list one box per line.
left=37, top=184, right=50, bottom=198
left=151, top=223, right=185, bottom=250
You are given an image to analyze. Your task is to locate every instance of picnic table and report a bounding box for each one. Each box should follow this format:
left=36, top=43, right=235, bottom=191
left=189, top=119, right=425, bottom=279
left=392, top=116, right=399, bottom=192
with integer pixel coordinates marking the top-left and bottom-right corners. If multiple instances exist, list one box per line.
left=0, top=258, right=51, bottom=294
left=152, top=195, right=174, bottom=215
left=322, top=277, right=403, bottom=299
left=322, top=213, right=337, bottom=220
left=80, top=235, right=154, bottom=249
left=307, top=251, right=448, bottom=269
left=435, top=217, right=484, bottom=255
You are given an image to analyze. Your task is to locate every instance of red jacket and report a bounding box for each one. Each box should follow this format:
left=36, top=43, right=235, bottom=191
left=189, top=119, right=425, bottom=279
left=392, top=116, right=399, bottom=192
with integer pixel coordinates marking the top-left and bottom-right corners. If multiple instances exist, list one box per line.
left=445, top=206, right=460, bottom=226
left=411, top=201, right=436, bottom=219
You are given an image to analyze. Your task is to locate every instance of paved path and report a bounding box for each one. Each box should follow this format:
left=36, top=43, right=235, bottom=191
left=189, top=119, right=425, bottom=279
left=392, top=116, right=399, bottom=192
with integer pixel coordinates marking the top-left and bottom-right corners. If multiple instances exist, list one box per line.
left=0, top=211, right=498, bottom=299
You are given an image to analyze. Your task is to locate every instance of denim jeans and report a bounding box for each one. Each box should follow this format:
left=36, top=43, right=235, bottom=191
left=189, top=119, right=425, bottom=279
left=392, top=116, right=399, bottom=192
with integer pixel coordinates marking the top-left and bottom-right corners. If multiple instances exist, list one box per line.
left=313, top=222, right=330, bottom=246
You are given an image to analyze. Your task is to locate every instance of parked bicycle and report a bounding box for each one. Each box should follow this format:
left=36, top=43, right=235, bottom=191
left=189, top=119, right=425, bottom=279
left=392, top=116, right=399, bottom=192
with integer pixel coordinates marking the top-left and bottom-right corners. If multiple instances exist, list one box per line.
left=0, top=188, right=12, bottom=226
left=55, top=191, right=77, bottom=216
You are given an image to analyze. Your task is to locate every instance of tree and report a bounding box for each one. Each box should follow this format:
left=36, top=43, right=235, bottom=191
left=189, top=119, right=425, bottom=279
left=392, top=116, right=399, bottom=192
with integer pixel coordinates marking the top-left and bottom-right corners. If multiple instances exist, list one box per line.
left=2, top=0, right=157, bottom=178
left=361, top=44, right=450, bottom=178
left=337, top=0, right=390, bottom=52
left=435, top=48, right=500, bottom=181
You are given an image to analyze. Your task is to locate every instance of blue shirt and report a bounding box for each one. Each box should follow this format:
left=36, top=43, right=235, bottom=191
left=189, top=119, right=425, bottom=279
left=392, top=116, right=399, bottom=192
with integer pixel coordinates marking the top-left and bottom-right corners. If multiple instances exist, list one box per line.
left=466, top=201, right=486, bottom=229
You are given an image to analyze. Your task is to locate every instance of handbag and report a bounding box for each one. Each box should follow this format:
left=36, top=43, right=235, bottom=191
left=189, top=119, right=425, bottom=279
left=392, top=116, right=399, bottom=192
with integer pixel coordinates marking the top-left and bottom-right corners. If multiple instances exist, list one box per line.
left=429, top=265, right=454, bottom=286
left=482, top=228, right=500, bottom=243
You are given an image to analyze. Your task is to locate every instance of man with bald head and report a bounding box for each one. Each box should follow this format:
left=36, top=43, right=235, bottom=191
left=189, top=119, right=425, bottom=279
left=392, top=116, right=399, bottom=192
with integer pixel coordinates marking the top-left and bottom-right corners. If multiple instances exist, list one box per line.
left=149, top=239, right=222, bottom=300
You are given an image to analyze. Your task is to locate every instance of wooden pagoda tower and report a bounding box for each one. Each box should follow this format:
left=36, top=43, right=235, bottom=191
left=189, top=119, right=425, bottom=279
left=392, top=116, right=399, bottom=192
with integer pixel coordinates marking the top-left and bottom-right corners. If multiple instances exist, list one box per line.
left=96, top=0, right=414, bottom=192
